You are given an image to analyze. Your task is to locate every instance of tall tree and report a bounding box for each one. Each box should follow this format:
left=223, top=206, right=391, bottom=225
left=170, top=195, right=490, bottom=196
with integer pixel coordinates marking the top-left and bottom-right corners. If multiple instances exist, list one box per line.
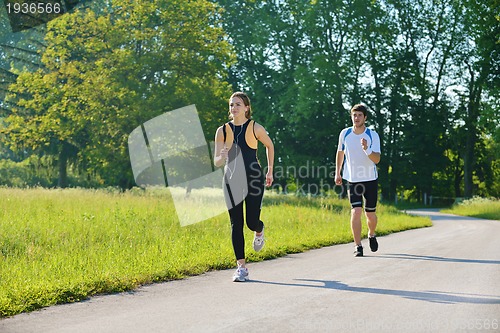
left=3, top=0, right=234, bottom=188
left=459, top=0, right=500, bottom=197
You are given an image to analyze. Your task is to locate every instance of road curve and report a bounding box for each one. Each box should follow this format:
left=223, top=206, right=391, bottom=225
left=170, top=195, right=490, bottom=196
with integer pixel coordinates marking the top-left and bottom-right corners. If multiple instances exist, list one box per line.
left=1, top=209, right=500, bottom=333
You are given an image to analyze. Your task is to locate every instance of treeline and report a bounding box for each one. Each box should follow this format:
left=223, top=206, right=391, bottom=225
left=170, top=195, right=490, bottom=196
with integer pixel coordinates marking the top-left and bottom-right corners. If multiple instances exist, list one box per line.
left=0, top=0, right=233, bottom=189
left=0, top=0, right=498, bottom=200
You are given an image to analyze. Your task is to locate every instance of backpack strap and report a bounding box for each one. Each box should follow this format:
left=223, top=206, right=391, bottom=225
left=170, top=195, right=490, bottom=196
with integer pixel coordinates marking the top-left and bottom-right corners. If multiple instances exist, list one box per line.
left=344, top=127, right=353, bottom=141
left=222, top=123, right=227, bottom=143
left=341, top=128, right=353, bottom=151
left=364, top=128, right=373, bottom=148
left=365, top=127, right=372, bottom=141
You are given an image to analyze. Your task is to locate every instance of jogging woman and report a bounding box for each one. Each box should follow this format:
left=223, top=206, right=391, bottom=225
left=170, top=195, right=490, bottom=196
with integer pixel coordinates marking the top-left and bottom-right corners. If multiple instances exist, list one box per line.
left=214, top=92, right=274, bottom=282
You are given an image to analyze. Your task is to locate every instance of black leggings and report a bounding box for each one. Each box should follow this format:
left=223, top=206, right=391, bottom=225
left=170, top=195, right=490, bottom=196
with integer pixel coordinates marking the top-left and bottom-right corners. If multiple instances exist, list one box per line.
left=228, top=170, right=264, bottom=260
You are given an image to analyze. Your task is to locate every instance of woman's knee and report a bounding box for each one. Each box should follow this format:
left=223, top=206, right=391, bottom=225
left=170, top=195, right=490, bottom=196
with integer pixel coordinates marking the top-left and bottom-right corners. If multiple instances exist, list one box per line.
left=245, top=214, right=263, bottom=231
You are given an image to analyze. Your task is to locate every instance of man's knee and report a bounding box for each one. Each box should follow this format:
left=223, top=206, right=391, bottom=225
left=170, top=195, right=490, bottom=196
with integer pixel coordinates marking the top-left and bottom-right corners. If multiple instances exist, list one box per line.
left=351, top=207, right=363, bottom=218
left=365, top=211, right=377, bottom=223
left=365, top=207, right=377, bottom=214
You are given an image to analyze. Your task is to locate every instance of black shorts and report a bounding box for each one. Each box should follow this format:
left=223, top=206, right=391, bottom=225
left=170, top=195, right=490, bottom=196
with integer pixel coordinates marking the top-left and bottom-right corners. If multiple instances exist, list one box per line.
left=348, top=179, right=378, bottom=212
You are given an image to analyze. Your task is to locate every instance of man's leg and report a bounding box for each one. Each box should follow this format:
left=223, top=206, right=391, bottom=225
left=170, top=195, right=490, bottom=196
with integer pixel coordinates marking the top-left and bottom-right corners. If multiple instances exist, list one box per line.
left=365, top=211, right=377, bottom=237
left=364, top=179, right=378, bottom=237
left=351, top=207, right=363, bottom=245
left=364, top=180, right=379, bottom=252
left=348, top=182, right=364, bottom=246
left=366, top=211, right=378, bottom=252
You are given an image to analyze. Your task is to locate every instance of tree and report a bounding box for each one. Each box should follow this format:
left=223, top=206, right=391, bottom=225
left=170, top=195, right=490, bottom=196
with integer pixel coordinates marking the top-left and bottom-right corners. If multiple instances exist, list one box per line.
left=217, top=0, right=500, bottom=199
left=458, top=0, right=500, bottom=197
left=3, top=0, right=234, bottom=188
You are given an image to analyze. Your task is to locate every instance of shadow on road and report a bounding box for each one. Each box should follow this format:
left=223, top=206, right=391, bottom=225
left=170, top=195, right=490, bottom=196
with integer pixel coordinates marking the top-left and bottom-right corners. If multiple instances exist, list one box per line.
left=249, top=279, right=500, bottom=305
left=373, top=253, right=500, bottom=265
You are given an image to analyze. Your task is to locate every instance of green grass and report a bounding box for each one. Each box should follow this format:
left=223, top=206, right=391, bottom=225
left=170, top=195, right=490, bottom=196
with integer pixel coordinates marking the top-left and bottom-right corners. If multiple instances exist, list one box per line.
left=441, top=197, right=500, bottom=220
left=0, top=187, right=431, bottom=317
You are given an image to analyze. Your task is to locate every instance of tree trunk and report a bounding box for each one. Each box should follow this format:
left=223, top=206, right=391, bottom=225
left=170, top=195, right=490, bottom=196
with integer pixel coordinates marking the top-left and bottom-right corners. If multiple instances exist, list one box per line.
left=463, top=64, right=482, bottom=198
left=57, top=141, right=70, bottom=188
left=463, top=131, right=475, bottom=198
left=454, top=161, right=463, bottom=198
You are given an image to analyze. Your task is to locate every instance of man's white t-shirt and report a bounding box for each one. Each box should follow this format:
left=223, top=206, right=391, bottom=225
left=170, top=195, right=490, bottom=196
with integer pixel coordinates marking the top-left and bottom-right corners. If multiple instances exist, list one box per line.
left=337, top=127, right=380, bottom=183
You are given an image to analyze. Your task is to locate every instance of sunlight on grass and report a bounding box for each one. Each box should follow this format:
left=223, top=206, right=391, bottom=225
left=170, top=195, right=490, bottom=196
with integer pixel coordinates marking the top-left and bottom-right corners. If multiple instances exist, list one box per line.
left=441, top=197, right=500, bottom=220
left=0, top=187, right=431, bottom=317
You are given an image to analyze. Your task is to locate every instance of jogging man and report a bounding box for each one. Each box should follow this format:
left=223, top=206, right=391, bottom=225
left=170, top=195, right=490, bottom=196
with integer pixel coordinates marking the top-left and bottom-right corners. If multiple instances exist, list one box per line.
left=335, top=104, right=381, bottom=257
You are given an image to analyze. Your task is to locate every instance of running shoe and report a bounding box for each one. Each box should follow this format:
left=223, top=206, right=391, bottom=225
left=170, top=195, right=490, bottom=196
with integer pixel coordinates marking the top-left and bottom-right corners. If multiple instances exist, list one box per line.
left=253, top=226, right=265, bottom=252
left=232, top=265, right=249, bottom=282
left=354, top=245, right=363, bottom=257
left=369, top=236, right=378, bottom=252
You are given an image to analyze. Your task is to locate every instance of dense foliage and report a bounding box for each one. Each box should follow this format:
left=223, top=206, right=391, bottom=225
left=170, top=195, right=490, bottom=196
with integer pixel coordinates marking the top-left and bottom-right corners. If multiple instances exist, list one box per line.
left=0, top=0, right=498, bottom=199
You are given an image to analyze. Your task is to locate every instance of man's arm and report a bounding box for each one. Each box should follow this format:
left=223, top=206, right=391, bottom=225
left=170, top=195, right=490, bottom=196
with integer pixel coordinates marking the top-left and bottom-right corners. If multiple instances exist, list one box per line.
left=366, top=151, right=380, bottom=164
left=335, top=150, right=344, bottom=185
left=361, top=133, right=381, bottom=164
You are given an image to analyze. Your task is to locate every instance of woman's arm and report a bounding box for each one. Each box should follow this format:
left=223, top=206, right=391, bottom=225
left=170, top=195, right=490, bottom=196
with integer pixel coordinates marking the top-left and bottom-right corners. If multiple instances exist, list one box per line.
left=213, top=126, right=227, bottom=168
left=254, top=123, right=274, bottom=187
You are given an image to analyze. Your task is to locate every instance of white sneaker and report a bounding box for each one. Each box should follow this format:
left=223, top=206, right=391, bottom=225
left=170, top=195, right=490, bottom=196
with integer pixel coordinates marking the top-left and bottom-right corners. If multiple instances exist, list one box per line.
left=232, top=265, right=249, bottom=282
left=253, top=226, right=265, bottom=252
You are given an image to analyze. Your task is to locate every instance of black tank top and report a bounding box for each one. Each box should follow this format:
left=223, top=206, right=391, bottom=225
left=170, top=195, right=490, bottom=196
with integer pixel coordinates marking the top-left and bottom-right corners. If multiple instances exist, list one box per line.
left=224, top=119, right=261, bottom=175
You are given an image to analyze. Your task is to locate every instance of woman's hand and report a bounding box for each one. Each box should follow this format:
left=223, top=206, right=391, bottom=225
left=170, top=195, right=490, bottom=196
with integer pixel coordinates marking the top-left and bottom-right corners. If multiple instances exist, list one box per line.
left=265, top=170, right=273, bottom=187
left=219, top=146, right=228, bottom=163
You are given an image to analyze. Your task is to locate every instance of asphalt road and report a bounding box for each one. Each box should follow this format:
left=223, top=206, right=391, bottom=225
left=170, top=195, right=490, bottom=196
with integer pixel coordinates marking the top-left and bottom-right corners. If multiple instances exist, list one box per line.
left=1, top=209, right=500, bottom=333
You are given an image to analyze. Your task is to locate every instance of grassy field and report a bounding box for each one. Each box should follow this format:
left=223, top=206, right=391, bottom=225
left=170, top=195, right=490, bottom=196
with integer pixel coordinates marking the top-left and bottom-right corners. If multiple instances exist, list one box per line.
left=441, top=197, right=500, bottom=220
left=0, top=187, right=431, bottom=317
